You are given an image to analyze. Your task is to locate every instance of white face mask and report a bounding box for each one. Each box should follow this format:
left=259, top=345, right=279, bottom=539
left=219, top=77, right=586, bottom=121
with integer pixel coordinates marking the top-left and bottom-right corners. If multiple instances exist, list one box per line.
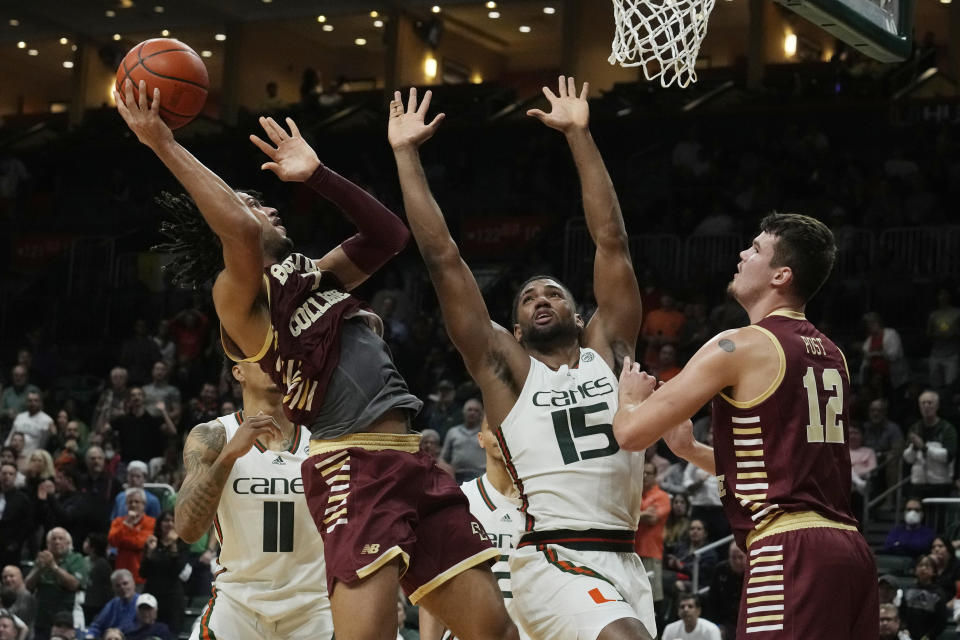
left=904, top=510, right=922, bottom=525
left=104, top=448, right=115, bottom=460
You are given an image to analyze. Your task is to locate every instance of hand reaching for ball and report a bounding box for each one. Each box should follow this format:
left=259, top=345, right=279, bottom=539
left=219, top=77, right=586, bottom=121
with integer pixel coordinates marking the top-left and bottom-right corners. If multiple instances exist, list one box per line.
left=249, top=116, right=321, bottom=183
left=115, top=79, right=174, bottom=150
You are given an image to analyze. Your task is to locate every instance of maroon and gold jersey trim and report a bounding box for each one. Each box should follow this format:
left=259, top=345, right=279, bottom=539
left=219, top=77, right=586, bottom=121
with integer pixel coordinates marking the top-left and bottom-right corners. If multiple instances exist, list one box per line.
left=718, top=325, right=786, bottom=409
left=220, top=274, right=274, bottom=365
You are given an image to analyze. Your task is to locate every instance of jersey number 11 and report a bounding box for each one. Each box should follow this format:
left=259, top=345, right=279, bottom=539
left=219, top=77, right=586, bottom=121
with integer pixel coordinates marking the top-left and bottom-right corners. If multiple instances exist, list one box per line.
left=263, top=501, right=295, bottom=552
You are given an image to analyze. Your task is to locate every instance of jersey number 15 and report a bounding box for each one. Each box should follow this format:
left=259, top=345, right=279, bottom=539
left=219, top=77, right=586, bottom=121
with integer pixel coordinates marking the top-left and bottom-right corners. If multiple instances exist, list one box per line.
left=551, top=402, right=620, bottom=465
left=803, top=367, right=845, bottom=444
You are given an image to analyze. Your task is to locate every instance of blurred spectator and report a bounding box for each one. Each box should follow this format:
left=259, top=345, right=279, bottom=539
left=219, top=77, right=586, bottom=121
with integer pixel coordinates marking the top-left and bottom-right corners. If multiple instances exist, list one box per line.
left=81, top=533, right=112, bottom=627
left=900, top=555, right=948, bottom=640
left=645, top=443, right=670, bottom=478
left=110, top=390, right=175, bottom=466
left=678, top=300, right=712, bottom=363
left=24, top=528, right=87, bottom=640
left=664, top=493, right=692, bottom=550
left=708, top=298, right=748, bottom=333
left=641, top=293, right=686, bottom=368
left=418, top=430, right=454, bottom=477
left=0, top=367, right=39, bottom=425
left=878, top=602, right=907, bottom=640
left=141, top=363, right=181, bottom=424
left=147, top=447, right=183, bottom=491
left=0, top=613, right=19, bottom=640
left=879, top=574, right=903, bottom=608
left=108, top=489, right=155, bottom=585
left=419, top=379, right=460, bottom=438
left=864, top=398, right=905, bottom=504
left=48, top=611, right=77, bottom=640
left=706, top=542, right=745, bottom=640
left=1, top=566, right=35, bottom=633
left=881, top=498, right=935, bottom=557
left=186, top=384, right=219, bottom=427
left=91, top=368, right=130, bottom=434
left=860, top=312, right=910, bottom=393
left=150, top=321, right=176, bottom=370
left=118, top=320, right=161, bottom=387
left=929, top=535, right=958, bottom=595
left=82, top=570, right=138, bottom=639
left=6, top=393, right=54, bottom=459
left=634, top=461, right=671, bottom=621
left=661, top=594, right=722, bottom=640
left=903, top=390, right=957, bottom=499
left=140, top=512, right=189, bottom=633
left=683, top=433, right=728, bottom=541
left=299, top=68, right=321, bottom=109
left=652, top=344, right=682, bottom=383
left=440, top=399, right=485, bottom=483
left=0, top=453, right=21, bottom=490
left=378, top=296, right=410, bottom=345
left=5, top=439, right=25, bottom=473
left=258, top=81, right=286, bottom=113
left=49, top=414, right=86, bottom=459
left=102, top=629, right=124, bottom=640
left=371, top=272, right=414, bottom=327
left=927, top=288, right=959, bottom=391
left=659, top=458, right=687, bottom=496
left=110, top=462, right=159, bottom=521
left=123, top=594, right=172, bottom=640
left=666, top=519, right=717, bottom=594
left=0, top=463, right=31, bottom=569
left=36, top=465, right=103, bottom=548
left=168, top=309, right=209, bottom=366
left=78, top=447, right=119, bottom=537
left=849, top=424, right=877, bottom=518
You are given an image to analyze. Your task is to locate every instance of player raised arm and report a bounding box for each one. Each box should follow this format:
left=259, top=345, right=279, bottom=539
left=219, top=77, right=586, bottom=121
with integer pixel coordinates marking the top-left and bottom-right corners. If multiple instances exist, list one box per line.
left=388, top=89, right=526, bottom=384
left=115, top=80, right=265, bottom=331
left=528, top=76, right=642, bottom=370
left=175, top=414, right=281, bottom=542
left=250, top=116, right=410, bottom=291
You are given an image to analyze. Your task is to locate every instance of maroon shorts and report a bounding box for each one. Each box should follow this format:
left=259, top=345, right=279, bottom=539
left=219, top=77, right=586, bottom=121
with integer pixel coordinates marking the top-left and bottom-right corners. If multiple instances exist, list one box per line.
left=302, top=433, right=499, bottom=603
left=739, top=525, right=878, bottom=638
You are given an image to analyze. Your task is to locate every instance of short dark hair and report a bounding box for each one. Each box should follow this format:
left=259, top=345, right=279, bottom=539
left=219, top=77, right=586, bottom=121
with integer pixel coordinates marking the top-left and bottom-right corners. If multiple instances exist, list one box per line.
left=679, top=593, right=702, bottom=608
left=759, top=213, right=836, bottom=303
left=85, top=532, right=107, bottom=557
left=511, top=275, right=577, bottom=325
left=0, top=462, right=17, bottom=474
left=51, top=610, right=74, bottom=628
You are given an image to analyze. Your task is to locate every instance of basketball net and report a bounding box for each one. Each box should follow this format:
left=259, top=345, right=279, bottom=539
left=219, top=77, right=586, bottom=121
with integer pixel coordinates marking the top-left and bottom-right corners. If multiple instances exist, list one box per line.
left=608, top=0, right=716, bottom=88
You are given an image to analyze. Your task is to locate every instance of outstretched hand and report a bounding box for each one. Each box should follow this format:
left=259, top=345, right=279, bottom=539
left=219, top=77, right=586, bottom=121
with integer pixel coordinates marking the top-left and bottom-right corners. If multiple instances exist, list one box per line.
left=618, top=356, right=657, bottom=409
left=387, top=88, right=445, bottom=151
left=250, top=116, right=320, bottom=182
left=527, top=75, right=590, bottom=133
left=114, top=79, right=174, bottom=149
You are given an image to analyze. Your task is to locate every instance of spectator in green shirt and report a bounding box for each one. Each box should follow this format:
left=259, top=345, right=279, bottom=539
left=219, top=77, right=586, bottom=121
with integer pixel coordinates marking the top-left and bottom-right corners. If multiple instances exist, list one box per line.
left=24, top=527, right=88, bottom=639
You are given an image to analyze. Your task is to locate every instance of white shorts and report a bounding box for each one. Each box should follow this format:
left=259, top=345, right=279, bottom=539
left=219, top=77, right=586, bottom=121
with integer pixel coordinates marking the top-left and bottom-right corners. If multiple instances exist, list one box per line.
left=188, top=589, right=334, bottom=640
left=509, top=545, right=656, bottom=640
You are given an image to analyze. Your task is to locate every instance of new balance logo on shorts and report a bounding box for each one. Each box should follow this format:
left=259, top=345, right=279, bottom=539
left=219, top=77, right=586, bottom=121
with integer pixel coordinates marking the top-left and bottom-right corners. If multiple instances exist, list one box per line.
left=272, top=455, right=286, bottom=465
left=361, top=544, right=381, bottom=554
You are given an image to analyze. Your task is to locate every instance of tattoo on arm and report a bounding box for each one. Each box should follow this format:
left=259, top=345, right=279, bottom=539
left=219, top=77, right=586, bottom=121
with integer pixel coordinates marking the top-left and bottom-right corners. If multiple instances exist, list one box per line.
left=176, top=423, right=229, bottom=538
left=718, top=339, right=735, bottom=353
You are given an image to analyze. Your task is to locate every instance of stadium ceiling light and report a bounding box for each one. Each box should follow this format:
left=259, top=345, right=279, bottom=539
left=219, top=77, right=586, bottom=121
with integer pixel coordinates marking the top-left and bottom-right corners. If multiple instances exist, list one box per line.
left=486, top=1, right=497, bottom=7
left=9, top=19, right=19, bottom=26
left=201, top=50, right=213, bottom=57
left=113, top=33, right=122, bottom=41
left=432, top=5, right=441, bottom=13
left=59, top=37, right=68, bottom=45
left=17, top=41, right=26, bottom=49
left=161, top=29, right=170, bottom=36
left=105, top=10, right=116, bottom=17
left=28, top=49, right=38, bottom=56
left=355, top=37, right=367, bottom=45
left=370, top=10, right=379, bottom=17
left=317, top=14, right=326, bottom=22
left=374, top=19, right=384, bottom=27
left=214, top=33, right=226, bottom=41
left=543, top=6, right=556, bottom=14
left=322, top=24, right=334, bottom=31
left=488, top=10, right=500, bottom=18
left=519, top=25, right=532, bottom=32
left=120, top=0, right=134, bottom=8
left=154, top=5, right=164, bottom=13
left=63, top=60, right=74, bottom=68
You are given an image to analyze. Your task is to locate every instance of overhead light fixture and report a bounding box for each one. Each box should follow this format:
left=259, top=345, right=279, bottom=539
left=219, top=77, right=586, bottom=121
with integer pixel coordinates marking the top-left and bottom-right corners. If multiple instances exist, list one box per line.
left=784, top=32, right=797, bottom=56
left=317, top=15, right=326, bottom=22
left=262, top=0, right=272, bottom=3
left=161, top=29, right=170, bottom=36
left=17, top=41, right=26, bottom=49
left=486, top=1, right=497, bottom=7
left=63, top=60, right=74, bottom=68
left=322, top=24, right=334, bottom=32
left=71, top=44, right=77, bottom=51
left=105, top=10, right=116, bottom=17
left=370, top=10, right=379, bottom=17
left=519, top=25, right=532, bottom=33
left=431, top=5, right=441, bottom=13
left=214, top=33, right=226, bottom=41
left=201, top=50, right=212, bottom=57
left=8, top=19, right=19, bottom=26
left=113, top=34, right=122, bottom=41
left=355, top=38, right=367, bottom=45
left=28, top=49, right=38, bottom=56
left=373, top=19, right=384, bottom=27
left=120, top=0, right=134, bottom=8
left=488, top=10, right=500, bottom=18
left=60, top=37, right=69, bottom=45
left=424, top=55, right=438, bottom=79
left=470, top=71, right=483, bottom=84
left=543, top=6, right=556, bottom=14
left=154, top=5, right=164, bottom=12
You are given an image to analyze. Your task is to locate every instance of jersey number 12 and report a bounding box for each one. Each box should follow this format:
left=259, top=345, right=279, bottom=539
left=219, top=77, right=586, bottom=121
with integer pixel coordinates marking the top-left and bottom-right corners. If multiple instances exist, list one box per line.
left=803, top=367, right=845, bottom=444
left=263, top=501, right=295, bottom=552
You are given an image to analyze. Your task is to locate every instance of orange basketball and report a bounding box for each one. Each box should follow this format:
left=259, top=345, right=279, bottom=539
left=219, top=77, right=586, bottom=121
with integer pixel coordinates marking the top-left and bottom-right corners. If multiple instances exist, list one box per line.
left=116, top=38, right=209, bottom=130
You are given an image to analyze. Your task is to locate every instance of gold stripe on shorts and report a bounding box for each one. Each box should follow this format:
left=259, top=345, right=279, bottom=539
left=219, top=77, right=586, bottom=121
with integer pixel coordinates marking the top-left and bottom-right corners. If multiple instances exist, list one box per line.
left=309, top=432, right=421, bottom=456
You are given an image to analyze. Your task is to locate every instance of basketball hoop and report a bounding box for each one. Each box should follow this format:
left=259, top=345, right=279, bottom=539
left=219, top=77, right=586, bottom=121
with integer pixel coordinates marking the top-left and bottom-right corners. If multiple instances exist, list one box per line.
left=609, top=0, right=717, bottom=88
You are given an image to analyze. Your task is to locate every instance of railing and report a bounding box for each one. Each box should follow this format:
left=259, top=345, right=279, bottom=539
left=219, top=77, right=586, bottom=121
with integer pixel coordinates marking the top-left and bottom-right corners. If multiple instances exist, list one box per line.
left=692, top=533, right=735, bottom=593
left=921, top=498, right=960, bottom=535
left=861, top=455, right=906, bottom=531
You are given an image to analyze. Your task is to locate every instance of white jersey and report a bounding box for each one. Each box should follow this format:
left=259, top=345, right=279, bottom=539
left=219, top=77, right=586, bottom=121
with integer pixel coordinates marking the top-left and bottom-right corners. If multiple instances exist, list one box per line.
left=212, top=412, right=328, bottom=621
left=498, top=349, right=645, bottom=534
left=448, top=474, right=530, bottom=640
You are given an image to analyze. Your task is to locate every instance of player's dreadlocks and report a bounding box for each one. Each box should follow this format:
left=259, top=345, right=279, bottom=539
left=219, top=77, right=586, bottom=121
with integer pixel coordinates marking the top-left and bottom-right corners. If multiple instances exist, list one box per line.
left=151, top=189, right=265, bottom=289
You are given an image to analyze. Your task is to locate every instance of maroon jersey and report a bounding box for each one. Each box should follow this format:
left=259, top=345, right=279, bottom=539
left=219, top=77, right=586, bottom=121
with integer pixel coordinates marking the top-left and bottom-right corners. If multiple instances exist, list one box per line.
left=711, top=310, right=857, bottom=549
left=222, top=252, right=367, bottom=426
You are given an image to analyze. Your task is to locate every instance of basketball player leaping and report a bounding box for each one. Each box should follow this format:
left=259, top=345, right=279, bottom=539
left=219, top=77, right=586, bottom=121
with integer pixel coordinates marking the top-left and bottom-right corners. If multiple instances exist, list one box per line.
left=180, top=360, right=332, bottom=640
left=116, top=80, right=518, bottom=640
left=612, top=214, right=878, bottom=638
left=389, top=76, right=656, bottom=640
